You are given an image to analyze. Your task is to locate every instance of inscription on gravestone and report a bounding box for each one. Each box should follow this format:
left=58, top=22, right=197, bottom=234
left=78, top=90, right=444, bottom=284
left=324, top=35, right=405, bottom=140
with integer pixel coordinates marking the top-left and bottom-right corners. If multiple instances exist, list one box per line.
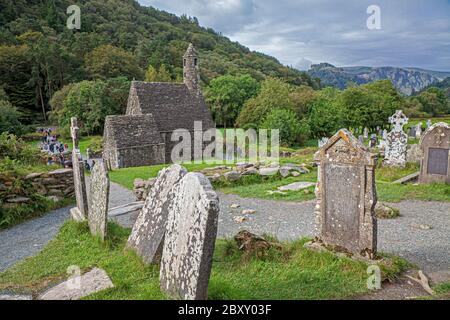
left=427, top=148, right=449, bottom=175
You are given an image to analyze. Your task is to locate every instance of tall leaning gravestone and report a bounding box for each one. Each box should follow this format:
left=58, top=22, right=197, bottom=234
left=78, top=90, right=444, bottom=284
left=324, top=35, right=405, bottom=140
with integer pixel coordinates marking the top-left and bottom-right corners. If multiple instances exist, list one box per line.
left=88, top=160, right=110, bottom=240
left=419, top=122, right=450, bottom=184
left=127, top=164, right=187, bottom=264
left=160, top=172, right=220, bottom=300
left=314, top=129, right=378, bottom=257
left=69, top=117, right=89, bottom=221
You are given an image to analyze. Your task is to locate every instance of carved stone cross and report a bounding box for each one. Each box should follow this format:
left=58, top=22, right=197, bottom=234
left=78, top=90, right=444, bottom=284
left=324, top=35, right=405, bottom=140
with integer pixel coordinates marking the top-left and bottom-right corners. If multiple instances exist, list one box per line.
left=70, top=117, right=79, bottom=149
left=388, top=110, right=408, bottom=132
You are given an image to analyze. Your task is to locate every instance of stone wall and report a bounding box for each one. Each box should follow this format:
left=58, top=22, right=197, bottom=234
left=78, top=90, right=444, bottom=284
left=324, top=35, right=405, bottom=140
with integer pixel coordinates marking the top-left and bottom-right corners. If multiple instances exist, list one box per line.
left=24, top=168, right=75, bottom=200
left=1, top=168, right=74, bottom=210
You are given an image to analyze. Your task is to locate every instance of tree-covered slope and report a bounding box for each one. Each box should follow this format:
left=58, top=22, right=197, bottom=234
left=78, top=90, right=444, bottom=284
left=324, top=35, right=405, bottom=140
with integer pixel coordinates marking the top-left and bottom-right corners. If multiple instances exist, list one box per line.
left=0, top=0, right=318, bottom=122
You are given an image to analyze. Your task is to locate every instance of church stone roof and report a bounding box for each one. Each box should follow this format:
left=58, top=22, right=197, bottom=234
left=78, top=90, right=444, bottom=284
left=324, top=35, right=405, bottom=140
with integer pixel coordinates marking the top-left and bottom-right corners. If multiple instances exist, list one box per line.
left=104, top=114, right=163, bottom=149
left=126, top=81, right=215, bottom=132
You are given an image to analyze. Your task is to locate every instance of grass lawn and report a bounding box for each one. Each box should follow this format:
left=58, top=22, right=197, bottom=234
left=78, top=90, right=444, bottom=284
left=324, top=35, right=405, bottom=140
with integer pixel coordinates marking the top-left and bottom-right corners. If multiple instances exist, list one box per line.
left=65, top=135, right=102, bottom=156
left=109, top=162, right=221, bottom=190
left=408, top=116, right=450, bottom=127
left=0, top=221, right=410, bottom=300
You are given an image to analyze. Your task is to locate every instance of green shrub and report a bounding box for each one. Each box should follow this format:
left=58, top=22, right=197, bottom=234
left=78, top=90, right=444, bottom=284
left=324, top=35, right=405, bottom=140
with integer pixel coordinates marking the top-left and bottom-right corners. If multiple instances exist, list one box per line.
left=0, top=132, right=43, bottom=165
left=0, top=100, right=23, bottom=135
left=260, top=109, right=304, bottom=147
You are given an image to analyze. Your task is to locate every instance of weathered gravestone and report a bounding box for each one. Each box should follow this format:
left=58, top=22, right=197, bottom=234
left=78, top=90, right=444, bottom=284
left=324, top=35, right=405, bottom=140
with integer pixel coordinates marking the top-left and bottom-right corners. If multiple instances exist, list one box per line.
left=384, top=110, right=408, bottom=167
left=363, top=127, right=369, bottom=139
left=369, top=134, right=377, bottom=148
left=419, top=122, right=450, bottom=184
left=314, top=129, right=377, bottom=256
left=127, top=164, right=187, bottom=264
left=382, top=129, right=388, bottom=140
left=416, top=122, right=423, bottom=139
left=426, top=119, right=432, bottom=129
left=88, top=161, right=109, bottom=240
left=160, top=172, right=219, bottom=300
left=318, top=137, right=329, bottom=148
left=69, top=117, right=89, bottom=221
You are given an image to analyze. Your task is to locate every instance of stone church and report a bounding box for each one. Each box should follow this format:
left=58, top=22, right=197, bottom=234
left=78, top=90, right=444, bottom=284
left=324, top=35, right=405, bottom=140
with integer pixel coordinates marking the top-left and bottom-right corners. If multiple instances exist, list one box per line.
left=103, top=44, right=215, bottom=169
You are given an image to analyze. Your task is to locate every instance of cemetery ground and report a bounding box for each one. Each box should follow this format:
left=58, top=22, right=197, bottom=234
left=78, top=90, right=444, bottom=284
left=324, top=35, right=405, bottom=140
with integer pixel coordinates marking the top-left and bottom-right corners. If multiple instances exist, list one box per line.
left=1, top=145, right=450, bottom=299
left=0, top=220, right=415, bottom=299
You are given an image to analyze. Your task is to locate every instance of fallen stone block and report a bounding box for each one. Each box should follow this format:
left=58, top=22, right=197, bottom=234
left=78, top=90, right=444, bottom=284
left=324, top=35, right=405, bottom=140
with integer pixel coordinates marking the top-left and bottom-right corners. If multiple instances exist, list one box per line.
left=38, top=268, right=114, bottom=300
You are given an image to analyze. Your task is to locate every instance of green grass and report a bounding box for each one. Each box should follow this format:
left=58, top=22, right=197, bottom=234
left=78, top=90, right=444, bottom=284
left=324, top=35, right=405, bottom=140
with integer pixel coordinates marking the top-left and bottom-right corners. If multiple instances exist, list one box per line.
left=109, top=162, right=221, bottom=190
left=0, top=197, right=74, bottom=230
left=375, top=162, right=420, bottom=182
left=408, top=116, right=450, bottom=127
left=65, top=135, right=102, bottom=156
left=0, top=221, right=409, bottom=300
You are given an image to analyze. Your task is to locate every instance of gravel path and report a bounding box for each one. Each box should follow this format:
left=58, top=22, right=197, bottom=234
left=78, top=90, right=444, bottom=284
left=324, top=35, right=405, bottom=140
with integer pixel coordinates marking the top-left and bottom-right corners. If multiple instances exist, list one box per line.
left=1, top=182, right=449, bottom=277
left=0, top=180, right=135, bottom=272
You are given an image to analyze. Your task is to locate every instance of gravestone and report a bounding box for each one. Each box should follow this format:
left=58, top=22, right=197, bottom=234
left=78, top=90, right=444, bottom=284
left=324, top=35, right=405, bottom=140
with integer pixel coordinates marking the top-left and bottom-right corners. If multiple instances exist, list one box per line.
left=318, top=137, right=328, bottom=148
left=160, top=172, right=219, bottom=300
left=69, top=117, right=89, bottom=221
left=408, top=127, right=416, bottom=138
left=127, top=164, right=187, bottom=264
left=358, top=135, right=364, bottom=144
left=416, top=122, right=422, bottom=139
left=363, top=127, right=369, bottom=139
left=382, top=129, right=388, bottom=140
left=419, top=122, right=450, bottom=184
left=369, top=134, right=377, bottom=148
left=384, top=110, right=408, bottom=167
left=314, top=129, right=377, bottom=256
left=88, top=160, right=109, bottom=240
left=426, top=119, right=432, bottom=129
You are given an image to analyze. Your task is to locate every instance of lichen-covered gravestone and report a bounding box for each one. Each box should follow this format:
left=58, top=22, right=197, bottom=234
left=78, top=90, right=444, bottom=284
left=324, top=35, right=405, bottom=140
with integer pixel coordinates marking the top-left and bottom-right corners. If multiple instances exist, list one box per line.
left=127, top=164, right=187, bottom=264
left=419, top=122, right=450, bottom=184
left=69, top=117, right=89, bottom=221
left=88, top=161, right=110, bottom=240
left=384, top=110, right=408, bottom=167
left=160, top=172, right=219, bottom=300
left=314, top=129, right=378, bottom=257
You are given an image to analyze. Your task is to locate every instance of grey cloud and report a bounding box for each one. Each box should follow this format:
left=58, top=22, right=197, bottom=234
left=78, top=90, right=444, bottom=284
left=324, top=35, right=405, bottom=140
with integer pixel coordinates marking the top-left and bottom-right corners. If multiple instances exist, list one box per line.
left=139, top=0, right=450, bottom=71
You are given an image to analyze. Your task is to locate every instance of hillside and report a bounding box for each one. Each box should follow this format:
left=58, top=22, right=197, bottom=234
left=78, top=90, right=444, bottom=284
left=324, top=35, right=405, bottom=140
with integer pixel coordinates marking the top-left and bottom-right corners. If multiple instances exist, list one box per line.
left=0, top=0, right=318, bottom=121
left=421, top=77, right=450, bottom=98
left=308, top=63, right=447, bottom=95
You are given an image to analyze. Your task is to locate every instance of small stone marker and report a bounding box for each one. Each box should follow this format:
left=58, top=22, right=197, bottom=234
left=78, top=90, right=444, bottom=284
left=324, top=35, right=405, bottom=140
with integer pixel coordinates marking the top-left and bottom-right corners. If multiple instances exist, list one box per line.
left=277, top=181, right=315, bottom=191
left=382, top=129, right=388, bottom=140
left=70, top=117, right=89, bottom=221
left=416, top=122, right=423, bottom=139
left=419, top=122, right=450, bottom=184
left=127, top=164, right=187, bottom=264
left=363, top=127, right=369, bottom=139
left=88, top=160, right=109, bottom=240
left=318, top=137, right=328, bottom=148
left=160, top=172, right=219, bottom=300
left=426, top=119, right=432, bottom=129
left=384, top=110, right=408, bottom=167
left=314, top=129, right=377, bottom=256
left=38, top=268, right=114, bottom=300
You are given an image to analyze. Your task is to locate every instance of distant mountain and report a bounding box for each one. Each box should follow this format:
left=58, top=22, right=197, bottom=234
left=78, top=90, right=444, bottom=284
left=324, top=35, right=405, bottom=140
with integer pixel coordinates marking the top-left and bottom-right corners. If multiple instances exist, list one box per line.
left=307, top=63, right=450, bottom=95
left=421, top=77, right=450, bottom=98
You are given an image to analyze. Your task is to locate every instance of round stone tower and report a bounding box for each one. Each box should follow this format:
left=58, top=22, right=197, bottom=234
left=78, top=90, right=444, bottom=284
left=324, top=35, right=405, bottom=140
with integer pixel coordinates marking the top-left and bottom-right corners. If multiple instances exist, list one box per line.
left=183, top=43, right=200, bottom=95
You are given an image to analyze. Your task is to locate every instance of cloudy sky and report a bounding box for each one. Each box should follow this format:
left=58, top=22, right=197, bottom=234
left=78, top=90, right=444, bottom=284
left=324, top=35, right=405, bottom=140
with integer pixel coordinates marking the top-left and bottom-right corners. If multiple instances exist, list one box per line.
left=138, top=0, right=450, bottom=71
